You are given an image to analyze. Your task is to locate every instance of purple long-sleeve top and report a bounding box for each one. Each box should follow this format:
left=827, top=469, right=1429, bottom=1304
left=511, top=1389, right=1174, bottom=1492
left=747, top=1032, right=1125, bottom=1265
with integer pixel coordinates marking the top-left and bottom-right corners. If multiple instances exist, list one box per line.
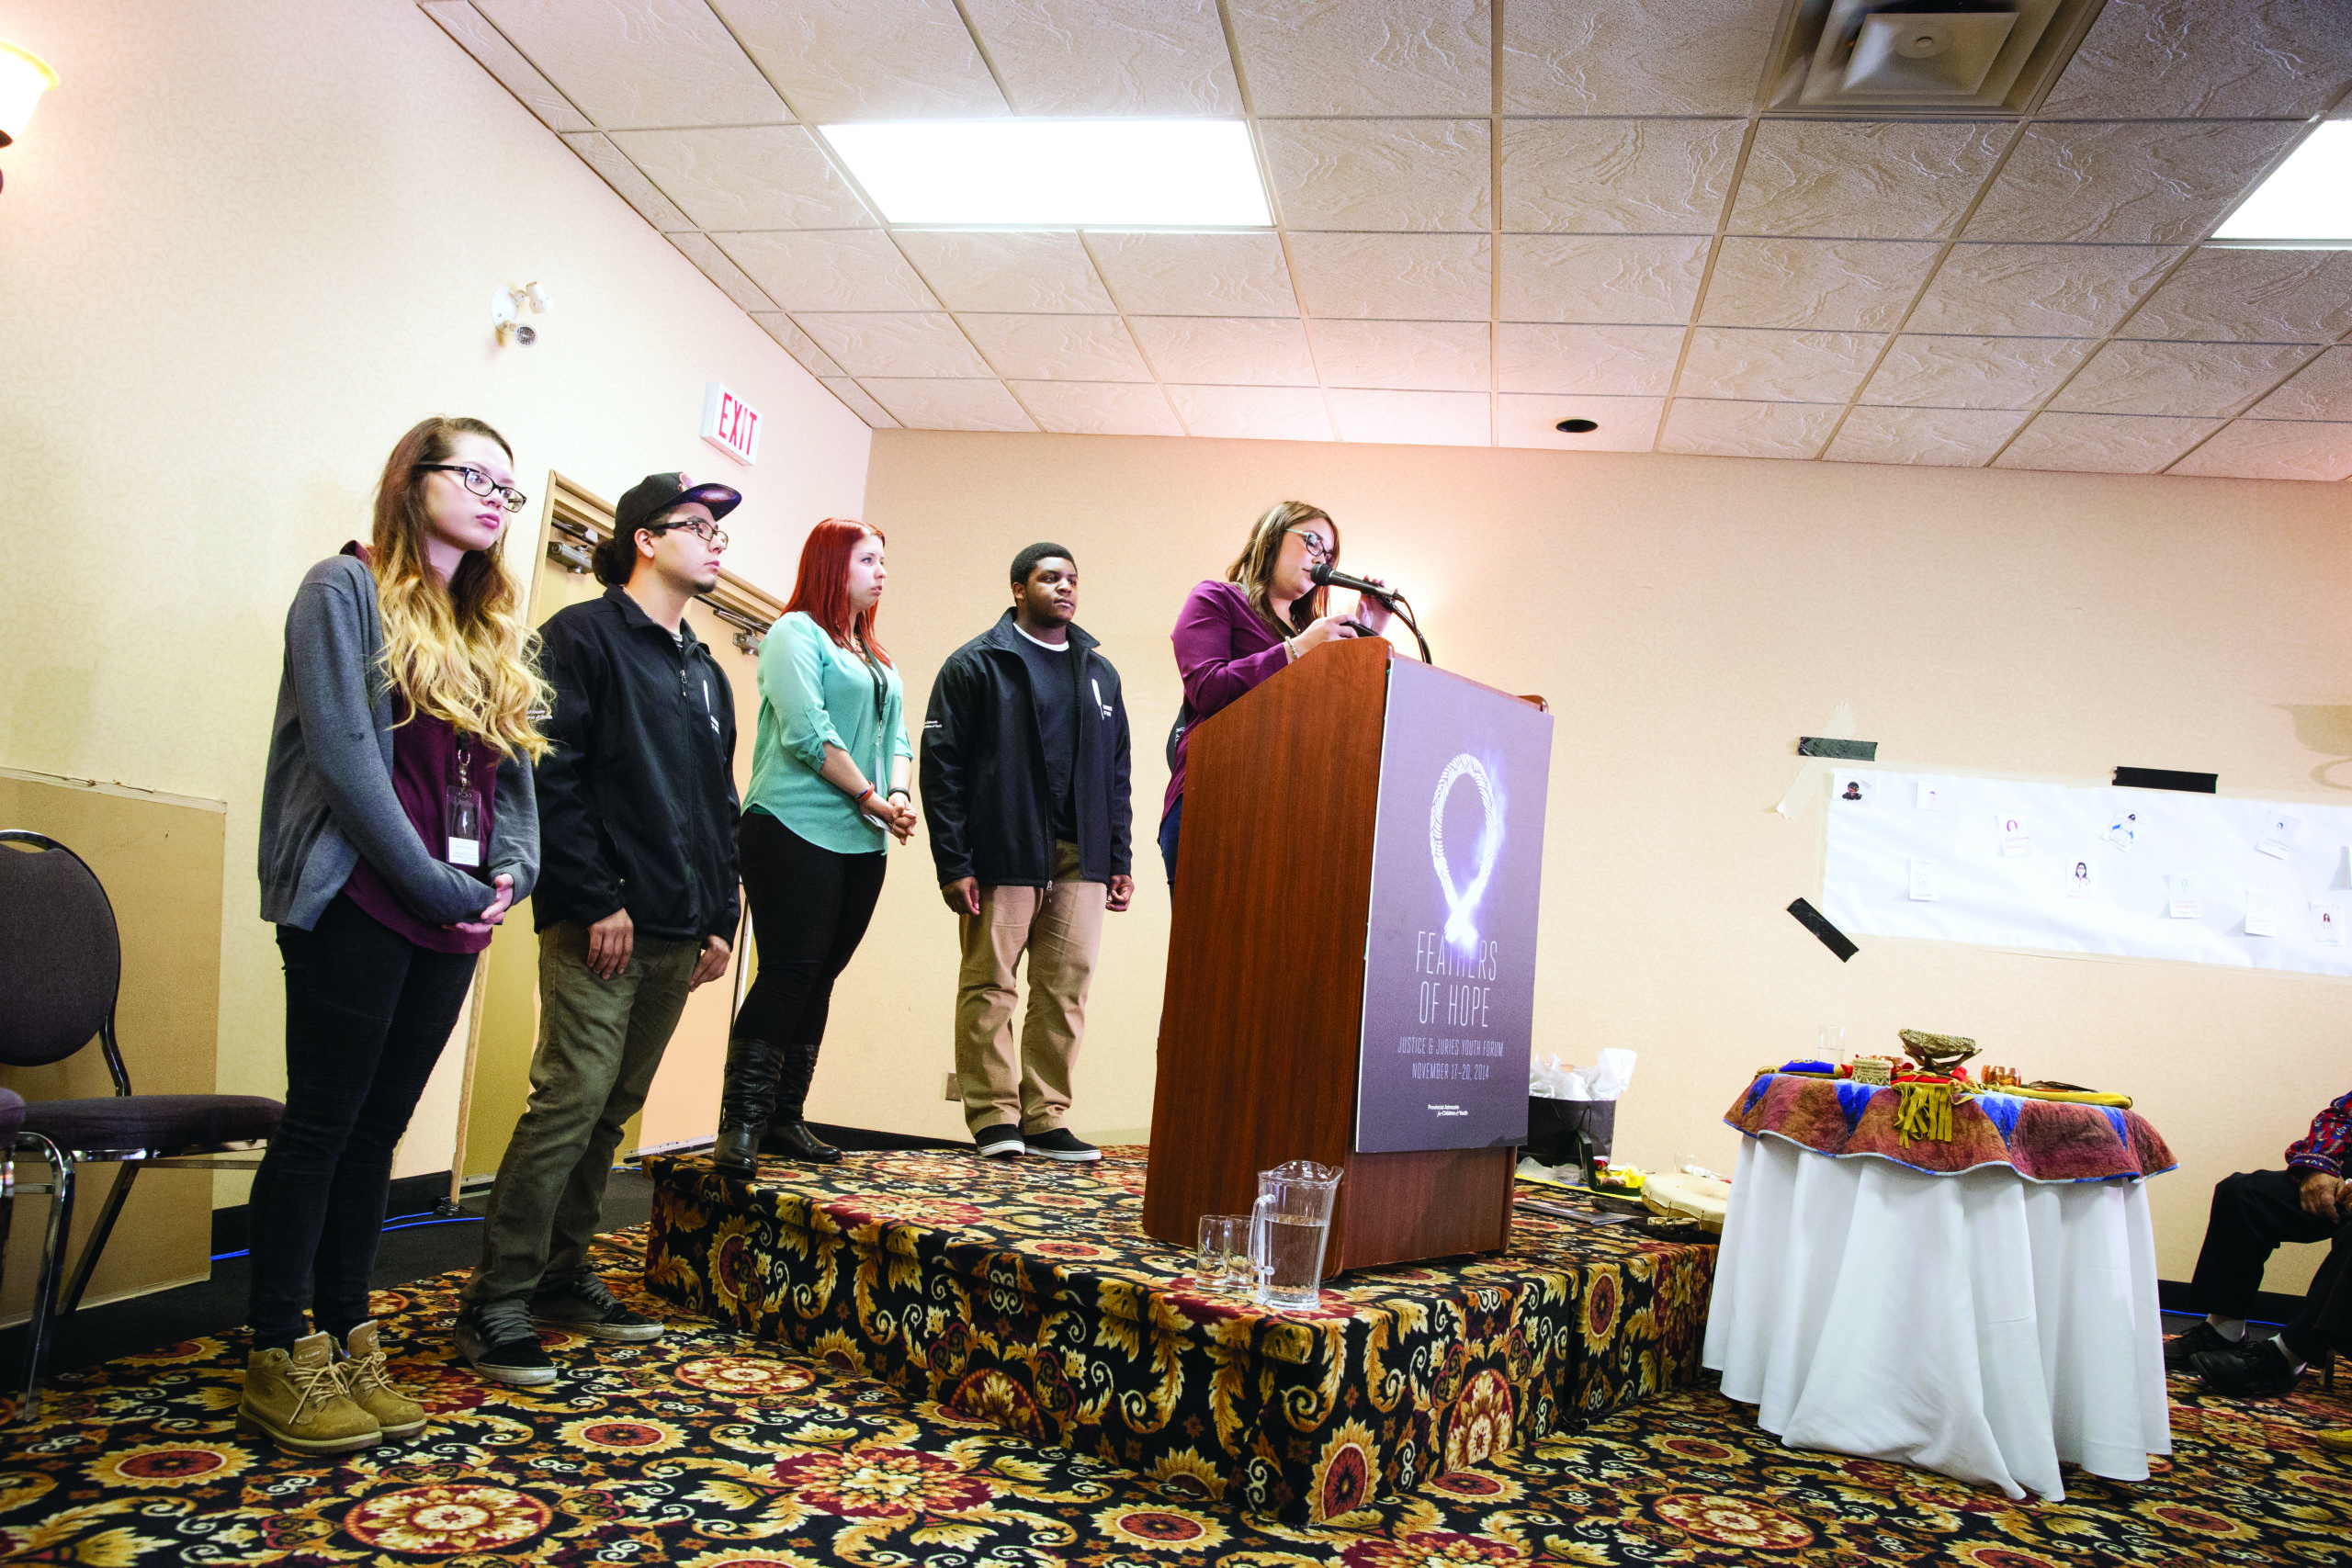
left=1165, top=580, right=1295, bottom=819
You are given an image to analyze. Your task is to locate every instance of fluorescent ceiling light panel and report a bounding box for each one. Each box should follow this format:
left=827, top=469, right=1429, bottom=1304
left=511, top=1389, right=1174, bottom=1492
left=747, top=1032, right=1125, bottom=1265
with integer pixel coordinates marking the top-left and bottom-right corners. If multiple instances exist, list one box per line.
left=820, top=119, right=1271, bottom=228
left=2212, top=121, right=2352, bottom=246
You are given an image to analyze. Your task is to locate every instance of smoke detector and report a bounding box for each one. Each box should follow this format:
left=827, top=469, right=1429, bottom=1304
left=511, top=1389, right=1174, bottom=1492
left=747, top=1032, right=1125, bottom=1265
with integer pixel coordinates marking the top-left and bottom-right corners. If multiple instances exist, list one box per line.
left=1768, top=0, right=2110, bottom=115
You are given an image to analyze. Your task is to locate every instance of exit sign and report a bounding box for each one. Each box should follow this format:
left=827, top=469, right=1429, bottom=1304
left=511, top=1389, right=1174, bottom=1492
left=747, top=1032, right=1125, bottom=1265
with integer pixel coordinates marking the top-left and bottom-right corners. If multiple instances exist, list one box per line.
left=700, top=383, right=762, bottom=466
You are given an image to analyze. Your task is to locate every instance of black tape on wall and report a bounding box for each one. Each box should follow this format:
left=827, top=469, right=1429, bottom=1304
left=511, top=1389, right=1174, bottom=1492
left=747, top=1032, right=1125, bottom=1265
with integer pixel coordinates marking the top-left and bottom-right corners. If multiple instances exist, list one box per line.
left=2112, top=767, right=2218, bottom=794
left=1787, top=898, right=1857, bottom=962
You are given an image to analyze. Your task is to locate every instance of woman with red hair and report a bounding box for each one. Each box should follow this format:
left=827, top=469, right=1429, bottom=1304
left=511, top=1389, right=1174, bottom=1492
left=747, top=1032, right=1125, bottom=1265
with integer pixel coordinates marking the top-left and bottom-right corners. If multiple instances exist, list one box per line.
left=715, top=520, right=914, bottom=1175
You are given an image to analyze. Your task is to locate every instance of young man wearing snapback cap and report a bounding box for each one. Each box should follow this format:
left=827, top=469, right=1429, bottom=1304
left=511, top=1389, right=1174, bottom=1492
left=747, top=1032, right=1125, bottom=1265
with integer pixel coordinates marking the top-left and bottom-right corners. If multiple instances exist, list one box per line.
left=455, top=472, right=744, bottom=1385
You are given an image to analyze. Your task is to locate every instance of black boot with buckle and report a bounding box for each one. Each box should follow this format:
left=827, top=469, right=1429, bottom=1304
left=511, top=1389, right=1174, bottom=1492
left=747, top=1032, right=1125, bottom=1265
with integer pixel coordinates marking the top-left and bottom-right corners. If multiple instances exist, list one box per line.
left=712, top=1037, right=784, bottom=1179
left=763, top=1041, right=842, bottom=1164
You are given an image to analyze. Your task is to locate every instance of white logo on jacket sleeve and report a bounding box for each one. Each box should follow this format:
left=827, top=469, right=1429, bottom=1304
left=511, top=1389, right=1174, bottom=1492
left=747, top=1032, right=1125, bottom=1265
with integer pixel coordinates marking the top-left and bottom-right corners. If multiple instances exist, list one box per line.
left=1091, top=678, right=1112, bottom=719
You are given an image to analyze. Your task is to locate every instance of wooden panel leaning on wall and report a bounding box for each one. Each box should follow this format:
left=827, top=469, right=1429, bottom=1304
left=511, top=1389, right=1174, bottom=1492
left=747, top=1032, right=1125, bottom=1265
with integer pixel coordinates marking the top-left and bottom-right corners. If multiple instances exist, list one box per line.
left=0, top=770, right=225, bottom=1323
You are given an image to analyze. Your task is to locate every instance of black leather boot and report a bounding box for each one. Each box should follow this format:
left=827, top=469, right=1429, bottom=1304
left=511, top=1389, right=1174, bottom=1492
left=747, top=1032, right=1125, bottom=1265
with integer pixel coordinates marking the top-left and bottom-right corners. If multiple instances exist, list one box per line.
left=712, top=1037, right=784, bottom=1179
left=762, top=1042, right=842, bottom=1165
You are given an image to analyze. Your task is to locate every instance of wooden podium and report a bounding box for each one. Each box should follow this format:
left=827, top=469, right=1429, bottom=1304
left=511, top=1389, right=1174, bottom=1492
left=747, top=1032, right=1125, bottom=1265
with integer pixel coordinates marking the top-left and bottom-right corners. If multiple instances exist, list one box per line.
left=1142, top=638, right=1544, bottom=1275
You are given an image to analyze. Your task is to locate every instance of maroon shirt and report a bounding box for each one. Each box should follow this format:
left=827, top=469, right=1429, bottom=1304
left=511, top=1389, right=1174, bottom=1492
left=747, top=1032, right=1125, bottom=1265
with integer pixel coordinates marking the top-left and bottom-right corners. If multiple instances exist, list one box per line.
left=1164, top=580, right=1297, bottom=820
left=341, top=694, right=501, bottom=954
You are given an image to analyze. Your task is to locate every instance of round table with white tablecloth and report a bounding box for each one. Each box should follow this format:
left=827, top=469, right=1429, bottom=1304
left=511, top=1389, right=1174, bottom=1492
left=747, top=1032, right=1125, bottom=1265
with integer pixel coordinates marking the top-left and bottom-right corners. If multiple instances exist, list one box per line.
left=1702, top=1074, right=2177, bottom=1501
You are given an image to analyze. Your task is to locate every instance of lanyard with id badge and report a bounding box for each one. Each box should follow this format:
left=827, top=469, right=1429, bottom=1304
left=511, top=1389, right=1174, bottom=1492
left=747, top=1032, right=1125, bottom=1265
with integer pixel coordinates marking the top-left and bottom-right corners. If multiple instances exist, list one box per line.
left=446, top=733, right=483, bottom=868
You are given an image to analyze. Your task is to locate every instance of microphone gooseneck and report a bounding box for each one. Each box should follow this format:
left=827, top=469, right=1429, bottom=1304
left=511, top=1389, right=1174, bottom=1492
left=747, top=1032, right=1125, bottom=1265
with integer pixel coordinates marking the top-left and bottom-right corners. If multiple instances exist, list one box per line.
left=1308, top=562, right=1432, bottom=665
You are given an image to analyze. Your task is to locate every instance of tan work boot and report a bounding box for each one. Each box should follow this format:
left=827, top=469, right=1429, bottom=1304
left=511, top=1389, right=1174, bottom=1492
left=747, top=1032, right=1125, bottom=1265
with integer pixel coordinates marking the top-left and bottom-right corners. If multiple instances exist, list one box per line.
left=237, top=1331, right=381, bottom=1454
left=340, top=1321, right=426, bottom=1440
left=2320, top=1427, right=2351, bottom=1455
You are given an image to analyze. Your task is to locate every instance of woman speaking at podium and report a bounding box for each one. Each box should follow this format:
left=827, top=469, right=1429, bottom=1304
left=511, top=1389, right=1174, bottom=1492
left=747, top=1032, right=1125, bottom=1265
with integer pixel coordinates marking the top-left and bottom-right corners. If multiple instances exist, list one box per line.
left=1159, top=501, right=1390, bottom=885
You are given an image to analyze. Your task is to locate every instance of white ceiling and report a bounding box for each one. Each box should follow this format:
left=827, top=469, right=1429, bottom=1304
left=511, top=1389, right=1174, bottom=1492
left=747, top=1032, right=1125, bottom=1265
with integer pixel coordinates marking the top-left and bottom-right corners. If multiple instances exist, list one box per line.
left=423, top=0, right=2352, bottom=480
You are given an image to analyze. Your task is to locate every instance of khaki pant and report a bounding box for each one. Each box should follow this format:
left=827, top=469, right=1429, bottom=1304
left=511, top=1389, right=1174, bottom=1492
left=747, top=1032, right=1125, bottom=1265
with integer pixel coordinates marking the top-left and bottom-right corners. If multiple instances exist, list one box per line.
left=956, top=840, right=1105, bottom=1136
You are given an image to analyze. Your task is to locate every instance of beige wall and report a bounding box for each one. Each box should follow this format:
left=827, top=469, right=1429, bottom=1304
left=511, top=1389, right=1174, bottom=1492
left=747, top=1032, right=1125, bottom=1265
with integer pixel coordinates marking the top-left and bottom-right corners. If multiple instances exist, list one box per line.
left=0, top=0, right=869, bottom=1208
left=838, top=429, right=2352, bottom=1288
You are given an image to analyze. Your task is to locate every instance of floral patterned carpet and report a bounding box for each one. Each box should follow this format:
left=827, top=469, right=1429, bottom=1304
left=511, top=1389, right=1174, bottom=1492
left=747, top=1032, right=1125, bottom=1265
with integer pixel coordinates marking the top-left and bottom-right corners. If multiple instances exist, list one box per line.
left=4, top=1187, right=2348, bottom=1562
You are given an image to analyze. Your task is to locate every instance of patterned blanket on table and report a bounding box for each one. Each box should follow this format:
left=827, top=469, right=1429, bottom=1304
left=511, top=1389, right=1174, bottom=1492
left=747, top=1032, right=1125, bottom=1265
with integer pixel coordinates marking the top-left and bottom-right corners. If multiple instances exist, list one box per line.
left=1725, top=1072, right=2177, bottom=1180
left=642, top=1146, right=1714, bottom=1524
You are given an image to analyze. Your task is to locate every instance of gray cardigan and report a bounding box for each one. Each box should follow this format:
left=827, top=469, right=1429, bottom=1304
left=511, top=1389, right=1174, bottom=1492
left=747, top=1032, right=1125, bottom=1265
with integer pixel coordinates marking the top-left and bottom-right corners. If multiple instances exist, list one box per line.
left=258, top=552, right=539, bottom=930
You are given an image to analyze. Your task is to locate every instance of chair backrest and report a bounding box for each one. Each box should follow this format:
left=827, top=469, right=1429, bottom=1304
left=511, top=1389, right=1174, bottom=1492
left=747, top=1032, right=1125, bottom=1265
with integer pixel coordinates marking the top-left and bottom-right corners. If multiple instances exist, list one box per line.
left=0, top=831, right=122, bottom=1068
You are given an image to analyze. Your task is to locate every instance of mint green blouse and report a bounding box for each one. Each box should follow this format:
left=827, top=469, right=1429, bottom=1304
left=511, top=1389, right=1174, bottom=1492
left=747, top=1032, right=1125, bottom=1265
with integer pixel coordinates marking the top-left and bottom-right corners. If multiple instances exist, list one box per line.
left=744, top=611, right=913, bottom=855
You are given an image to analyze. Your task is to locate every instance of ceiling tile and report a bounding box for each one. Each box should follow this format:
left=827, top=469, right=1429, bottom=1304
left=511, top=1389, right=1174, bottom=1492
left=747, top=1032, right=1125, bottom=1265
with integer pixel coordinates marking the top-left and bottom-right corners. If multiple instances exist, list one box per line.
left=1284, top=233, right=1491, bottom=321
left=1963, top=121, right=2303, bottom=245
left=1497, top=394, right=1665, bottom=451
left=1860, top=336, right=2094, bottom=410
left=790, top=312, right=993, bottom=378
left=668, top=232, right=777, bottom=311
left=707, top=0, right=1006, bottom=120
left=960, top=0, right=1240, bottom=114
left=2245, top=348, right=2352, bottom=422
left=891, top=231, right=1115, bottom=314
left=2048, top=340, right=2317, bottom=417
left=2169, top=421, right=2352, bottom=483
left=1127, top=317, right=1317, bottom=386
left=424, top=2, right=591, bottom=131
left=1502, top=0, right=1779, bottom=115
left=1905, top=244, right=2182, bottom=337
left=1730, top=122, right=2012, bottom=241
left=1165, top=385, right=1335, bottom=441
left=1328, top=389, right=1493, bottom=446
left=752, top=313, right=845, bottom=377
left=609, top=127, right=875, bottom=230
left=1658, top=400, right=1841, bottom=460
left=1009, top=380, right=1187, bottom=436
left=1497, top=236, right=1710, bottom=325
left=1825, top=407, right=2028, bottom=468
left=1499, top=119, right=1742, bottom=235
left=820, top=378, right=899, bottom=427
left=715, top=231, right=938, bottom=311
left=1699, top=239, right=1940, bottom=332
left=1227, top=0, right=1490, bottom=115
left=1261, top=120, right=1490, bottom=233
left=472, top=0, right=783, bottom=128
left=859, top=378, right=1037, bottom=432
left=1307, top=320, right=1490, bottom=391
left=1677, top=328, right=1885, bottom=403
left=1084, top=233, right=1299, bottom=318
left=561, top=132, right=692, bottom=230
left=2122, top=248, right=2352, bottom=344
left=1496, top=323, right=1683, bottom=397
left=2041, top=0, right=2352, bottom=119
left=1993, top=412, right=2222, bottom=473
left=957, top=315, right=1155, bottom=382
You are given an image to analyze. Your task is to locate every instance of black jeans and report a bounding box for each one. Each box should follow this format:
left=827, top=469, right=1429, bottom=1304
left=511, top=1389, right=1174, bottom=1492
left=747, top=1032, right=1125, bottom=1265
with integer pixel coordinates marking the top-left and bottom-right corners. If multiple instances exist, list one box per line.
left=247, top=894, right=478, bottom=1348
left=2187, top=1168, right=2347, bottom=1345
left=733, top=810, right=886, bottom=1053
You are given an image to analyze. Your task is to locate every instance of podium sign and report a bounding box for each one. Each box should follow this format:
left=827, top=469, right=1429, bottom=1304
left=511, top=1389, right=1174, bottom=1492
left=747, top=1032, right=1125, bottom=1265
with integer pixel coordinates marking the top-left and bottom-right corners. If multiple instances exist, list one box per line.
left=1355, top=659, right=1552, bottom=1154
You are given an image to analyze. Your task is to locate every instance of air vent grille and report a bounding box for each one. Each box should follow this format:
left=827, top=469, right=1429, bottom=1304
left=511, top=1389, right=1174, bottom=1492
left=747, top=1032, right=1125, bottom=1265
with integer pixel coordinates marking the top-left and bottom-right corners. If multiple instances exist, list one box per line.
left=1767, top=0, right=2111, bottom=115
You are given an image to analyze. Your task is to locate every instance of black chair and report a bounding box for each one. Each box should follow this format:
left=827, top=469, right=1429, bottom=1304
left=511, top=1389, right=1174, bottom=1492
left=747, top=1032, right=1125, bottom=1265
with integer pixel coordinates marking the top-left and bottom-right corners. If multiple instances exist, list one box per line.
left=0, top=830, right=282, bottom=1423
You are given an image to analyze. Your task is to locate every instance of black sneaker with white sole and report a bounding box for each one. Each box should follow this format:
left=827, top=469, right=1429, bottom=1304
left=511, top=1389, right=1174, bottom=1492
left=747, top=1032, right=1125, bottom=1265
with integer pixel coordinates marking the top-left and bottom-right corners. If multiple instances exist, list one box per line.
left=974, top=1124, right=1025, bottom=1158
left=530, top=1272, right=663, bottom=1343
left=1023, top=1127, right=1101, bottom=1162
left=454, top=1299, right=558, bottom=1386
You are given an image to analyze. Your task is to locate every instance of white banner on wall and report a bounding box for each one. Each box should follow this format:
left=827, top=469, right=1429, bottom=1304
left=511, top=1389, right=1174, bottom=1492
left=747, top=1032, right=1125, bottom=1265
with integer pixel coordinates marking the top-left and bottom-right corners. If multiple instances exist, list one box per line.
left=1822, top=768, right=2352, bottom=978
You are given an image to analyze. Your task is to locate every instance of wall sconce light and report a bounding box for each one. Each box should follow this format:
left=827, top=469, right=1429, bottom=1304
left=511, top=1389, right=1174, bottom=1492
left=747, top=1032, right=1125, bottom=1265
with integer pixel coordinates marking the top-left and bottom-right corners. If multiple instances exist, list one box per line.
left=492, top=281, right=551, bottom=346
left=0, top=39, right=60, bottom=194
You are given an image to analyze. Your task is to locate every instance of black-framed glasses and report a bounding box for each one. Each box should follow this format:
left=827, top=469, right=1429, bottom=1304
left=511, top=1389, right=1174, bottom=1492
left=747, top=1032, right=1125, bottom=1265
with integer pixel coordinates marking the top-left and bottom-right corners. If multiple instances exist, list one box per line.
left=646, top=518, right=729, bottom=552
left=1287, top=527, right=1332, bottom=566
left=415, top=463, right=527, bottom=513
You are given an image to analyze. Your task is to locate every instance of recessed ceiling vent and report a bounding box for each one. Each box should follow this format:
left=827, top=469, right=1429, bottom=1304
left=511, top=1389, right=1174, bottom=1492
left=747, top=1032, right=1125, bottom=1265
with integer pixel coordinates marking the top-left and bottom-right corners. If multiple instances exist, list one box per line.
left=1767, top=0, right=2109, bottom=115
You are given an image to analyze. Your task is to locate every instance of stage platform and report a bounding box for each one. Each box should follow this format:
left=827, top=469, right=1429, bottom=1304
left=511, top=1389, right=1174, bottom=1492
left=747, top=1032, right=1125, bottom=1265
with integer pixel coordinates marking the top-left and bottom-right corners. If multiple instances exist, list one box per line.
left=643, top=1145, right=1714, bottom=1523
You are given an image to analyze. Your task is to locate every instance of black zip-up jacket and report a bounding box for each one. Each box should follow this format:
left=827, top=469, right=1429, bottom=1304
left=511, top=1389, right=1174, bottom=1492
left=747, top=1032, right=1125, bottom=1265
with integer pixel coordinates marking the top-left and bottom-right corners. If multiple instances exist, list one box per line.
left=922, top=611, right=1132, bottom=887
left=532, top=587, right=741, bottom=941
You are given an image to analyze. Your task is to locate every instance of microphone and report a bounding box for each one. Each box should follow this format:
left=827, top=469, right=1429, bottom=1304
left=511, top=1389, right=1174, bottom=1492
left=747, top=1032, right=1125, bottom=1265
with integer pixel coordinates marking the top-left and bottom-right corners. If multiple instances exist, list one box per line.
left=1309, top=562, right=1400, bottom=607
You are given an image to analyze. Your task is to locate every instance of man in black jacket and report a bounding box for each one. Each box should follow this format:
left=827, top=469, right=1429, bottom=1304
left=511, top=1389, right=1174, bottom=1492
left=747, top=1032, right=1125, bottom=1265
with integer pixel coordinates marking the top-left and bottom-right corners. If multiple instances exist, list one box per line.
left=922, top=543, right=1132, bottom=1161
left=456, top=472, right=743, bottom=1385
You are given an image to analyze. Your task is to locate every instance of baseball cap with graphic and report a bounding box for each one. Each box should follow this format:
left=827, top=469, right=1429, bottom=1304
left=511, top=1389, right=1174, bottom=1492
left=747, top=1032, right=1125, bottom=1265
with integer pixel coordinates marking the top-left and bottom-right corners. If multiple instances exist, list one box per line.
left=596, top=472, right=742, bottom=585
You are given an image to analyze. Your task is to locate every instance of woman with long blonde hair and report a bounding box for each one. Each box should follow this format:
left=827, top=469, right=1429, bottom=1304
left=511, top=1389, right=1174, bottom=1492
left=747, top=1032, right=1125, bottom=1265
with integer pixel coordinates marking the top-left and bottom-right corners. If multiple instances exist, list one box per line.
left=1159, top=501, right=1391, bottom=885
left=245, top=416, right=547, bottom=1454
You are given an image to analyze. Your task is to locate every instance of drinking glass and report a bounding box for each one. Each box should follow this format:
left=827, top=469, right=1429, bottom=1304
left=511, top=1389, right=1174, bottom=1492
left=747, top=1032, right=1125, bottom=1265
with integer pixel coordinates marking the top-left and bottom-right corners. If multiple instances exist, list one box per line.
left=1818, top=1023, right=1848, bottom=1066
left=1195, top=1214, right=1248, bottom=1290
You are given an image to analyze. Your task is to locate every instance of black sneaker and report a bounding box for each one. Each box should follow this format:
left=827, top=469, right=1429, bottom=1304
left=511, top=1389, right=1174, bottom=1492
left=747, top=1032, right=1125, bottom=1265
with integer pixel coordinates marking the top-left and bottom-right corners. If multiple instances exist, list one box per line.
left=1023, top=1127, right=1101, bottom=1163
left=530, top=1273, right=663, bottom=1343
left=2164, top=1318, right=2240, bottom=1371
left=2193, top=1335, right=2303, bottom=1397
left=454, top=1300, right=558, bottom=1386
left=974, top=1124, right=1025, bottom=1158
